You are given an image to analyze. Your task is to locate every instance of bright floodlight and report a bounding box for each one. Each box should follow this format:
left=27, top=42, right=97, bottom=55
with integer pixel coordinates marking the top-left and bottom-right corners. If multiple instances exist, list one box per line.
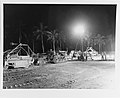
left=73, top=24, right=85, bottom=36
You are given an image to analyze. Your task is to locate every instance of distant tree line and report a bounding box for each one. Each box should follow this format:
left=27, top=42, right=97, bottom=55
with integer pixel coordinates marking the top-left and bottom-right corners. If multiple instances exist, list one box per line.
left=4, top=22, right=115, bottom=54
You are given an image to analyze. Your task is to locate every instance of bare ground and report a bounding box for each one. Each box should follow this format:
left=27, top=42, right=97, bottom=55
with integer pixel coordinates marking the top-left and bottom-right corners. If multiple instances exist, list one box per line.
left=3, top=61, right=115, bottom=89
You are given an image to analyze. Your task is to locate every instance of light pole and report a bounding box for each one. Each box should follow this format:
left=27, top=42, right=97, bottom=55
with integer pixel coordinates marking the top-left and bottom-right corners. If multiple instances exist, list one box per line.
left=73, top=24, right=85, bottom=52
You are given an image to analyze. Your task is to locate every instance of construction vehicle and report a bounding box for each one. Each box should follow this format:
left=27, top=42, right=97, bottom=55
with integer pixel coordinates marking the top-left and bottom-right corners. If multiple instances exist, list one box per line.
left=4, top=43, right=34, bottom=69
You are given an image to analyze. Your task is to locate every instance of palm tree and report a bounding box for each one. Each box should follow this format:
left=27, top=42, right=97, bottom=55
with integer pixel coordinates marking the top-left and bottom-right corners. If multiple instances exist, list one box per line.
left=58, top=30, right=66, bottom=50
left=84, top=34, right=91, bottom=48
left=58, top=31, right=62, bottom=50
left=93, top=34, right=106, bottom=53
left=32, top=31, right=37, bottom=52
left=46, top=30, right=58, bottom=54
left=17, top=22, right=26, bottom=44
left=106, top=34, right=115, bottom=52
left=33, top=23, right=47, bottom=53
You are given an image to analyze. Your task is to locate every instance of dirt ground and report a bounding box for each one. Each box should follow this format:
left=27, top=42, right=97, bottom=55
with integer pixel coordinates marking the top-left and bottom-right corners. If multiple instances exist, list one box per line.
left=3, top=61, right=115, bottom=89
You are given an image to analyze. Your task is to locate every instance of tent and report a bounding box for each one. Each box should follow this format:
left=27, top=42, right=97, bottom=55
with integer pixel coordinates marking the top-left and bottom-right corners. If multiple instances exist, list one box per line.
left=84, top=47, right=98, bottom=56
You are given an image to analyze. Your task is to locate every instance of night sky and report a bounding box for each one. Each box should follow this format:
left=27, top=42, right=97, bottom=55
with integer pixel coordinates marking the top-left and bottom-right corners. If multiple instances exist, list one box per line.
left=4, top=4, right=116, bottom=52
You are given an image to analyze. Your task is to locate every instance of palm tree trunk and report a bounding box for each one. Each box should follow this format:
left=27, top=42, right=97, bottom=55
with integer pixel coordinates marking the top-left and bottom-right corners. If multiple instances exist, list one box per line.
left=60, top=40, right=61, bottom=50
left=81, top=39, right=83, bottom=52
left=53, top=38, right=55, bottom=54
left=87, top=40, right=90, bottom=47
left=75, top=40, right=79, bottom=51
left=33, top=39, right=34, bottom=52
left=99, top=43, right=100, bottom=54
left=19, top=23, right=22, bottom=44
left=41, top=34, right=45, bottom=53
left=93, top=39, right=94, bottom=49
left=19, top=31, right=21, bottom=43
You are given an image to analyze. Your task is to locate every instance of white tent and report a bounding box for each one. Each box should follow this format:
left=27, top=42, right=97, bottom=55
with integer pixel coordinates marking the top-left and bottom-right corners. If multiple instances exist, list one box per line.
left=84, top=47, right=102, bottom=60
left=84, top=47, right=98, bottom=56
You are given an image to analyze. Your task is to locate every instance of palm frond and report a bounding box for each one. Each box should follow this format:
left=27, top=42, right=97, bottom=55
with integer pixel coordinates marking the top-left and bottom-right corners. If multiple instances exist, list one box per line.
left=45, top=31, right=52, bottom=35
left=36, top=34, right=41, bottom=40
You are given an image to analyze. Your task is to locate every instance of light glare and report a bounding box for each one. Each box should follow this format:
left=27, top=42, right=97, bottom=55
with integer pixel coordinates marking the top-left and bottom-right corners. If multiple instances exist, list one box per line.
left=73, top=24, right=85, bottom=36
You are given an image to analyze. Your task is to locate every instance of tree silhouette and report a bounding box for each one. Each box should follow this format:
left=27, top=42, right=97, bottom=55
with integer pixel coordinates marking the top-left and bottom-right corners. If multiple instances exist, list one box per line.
left=57, top=30, right=66, bottom=50
left=33, top=23, right=47, bottom=53
left=93, top=34, right=106, bottom=53
left=46, top=30, right=58, bottom=54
